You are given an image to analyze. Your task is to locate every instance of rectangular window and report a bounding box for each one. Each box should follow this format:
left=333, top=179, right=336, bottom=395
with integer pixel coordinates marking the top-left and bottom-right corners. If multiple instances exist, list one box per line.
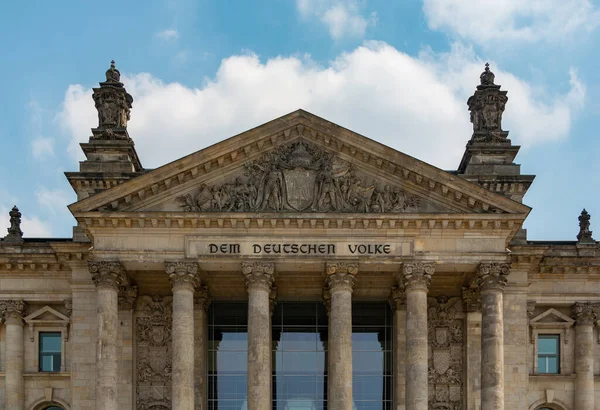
left=538, top=334, right=559, bottom=374
left=39, top=332, right=62, bottom=372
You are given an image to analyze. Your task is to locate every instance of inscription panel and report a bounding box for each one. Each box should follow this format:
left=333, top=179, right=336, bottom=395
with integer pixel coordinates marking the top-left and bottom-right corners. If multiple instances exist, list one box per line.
left=185, top=236, right=413, bottom=258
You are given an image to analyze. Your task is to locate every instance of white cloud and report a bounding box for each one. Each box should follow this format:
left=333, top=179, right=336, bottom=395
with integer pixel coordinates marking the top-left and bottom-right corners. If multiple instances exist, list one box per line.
left=28, top=99, right=54, bottom=159
left=155, top=29, right=179, bottom=41
left=35, top=188, right=74, bottom=216
left=31, top=137, right=54, bottom=159
left=296, top=0, right=376, bottom=40
left=423, top=0, right=600, bottom=44
left=0, top=192, right=53, bottom=238
left=58, top=41, right=585, bottom=172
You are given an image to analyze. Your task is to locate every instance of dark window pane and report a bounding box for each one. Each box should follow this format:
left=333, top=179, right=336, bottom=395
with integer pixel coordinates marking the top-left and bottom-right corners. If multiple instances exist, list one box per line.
left=546, top=357, right=559, bottom=373
left=279, top=330, right=318, bottom=351
left=40, top=333, right=61, bottom=351
left=216, top=351, right=248, bottom=374
left=353, top=351, right=384, bottom=375
left=538, top=335, right=559, bottom=355
left=39, top=333, right=62, bottom=372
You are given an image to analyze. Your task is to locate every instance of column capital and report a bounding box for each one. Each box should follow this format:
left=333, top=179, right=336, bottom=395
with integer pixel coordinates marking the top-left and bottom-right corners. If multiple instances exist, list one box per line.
left=89, top=261, right=127, bottom=290
left=573, top=302, right=596, bottom=326
left=462, top=286, right=481, bottom=313
left=476, top=262, right=510, bottom=292
left=166, top=261, right=201, bottom=291
left=325, top=262, right=358, bottom=292
left=401, top=261, right=435, bottom=291
left=388, top=286, right=406, bottom=311
left=118, top=285, right=138, bottom=310
left=0, top=300, right=26, bottom=325
left=242, top=262, right=275, bottom=291
left=194, top=285, right=212, bottom=312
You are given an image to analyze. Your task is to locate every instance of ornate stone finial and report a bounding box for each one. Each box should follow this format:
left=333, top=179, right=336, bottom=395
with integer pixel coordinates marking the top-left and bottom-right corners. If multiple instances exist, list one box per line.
left=0, top=300, right=26, bottom=324
left=4, top=205, right=24, bottom=244
left=476, top=262, right=511, bottom=292
left=165, top=262, right=201, bottom=291
left=577, top=209, right=594, bottom=243
left=480, top=63, right=495, bottom=86
left=462, top=286, right=481, bottom=313
left=194, top=285, right=212, bottom=312
left=325, top=262, right=358, bottom=292
left=573, top=302, right=596, bottom=326
left=389, top=286, right=406, bottom=311
left=89, top=261, right=127, bottom=290
left=118, top=285, right=139, bottom=310
left=91, top=60, right=133, bottom=141
left=400, top=262, right=435, bottom=292
left=242, top=262, right=275, bottom=291
left=467, top=63, right=509, bottom=143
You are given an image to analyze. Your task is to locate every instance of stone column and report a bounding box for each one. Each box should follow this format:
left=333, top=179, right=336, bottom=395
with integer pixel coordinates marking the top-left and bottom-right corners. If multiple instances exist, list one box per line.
left=325, top=262, right=358, bottom=410
left=573, top=302, right=596, bottom=410
left=89, top=261, right=127, bottom=410
left=401, top=262, right=435, bottom=410
left=477, top=262, right=510, bottom=410
left=195, top=285, right=211, bottom=410
left=389, top=287, right=406, bottom=410
left=118, top=285, right=138, bottom=409
left=269, top=287, right=278, bottom=407
left=1, top=300, right=26, bottom=410
left=242, top=262, right=275, bottom=410
left=166, top=261, right=201, bottom=410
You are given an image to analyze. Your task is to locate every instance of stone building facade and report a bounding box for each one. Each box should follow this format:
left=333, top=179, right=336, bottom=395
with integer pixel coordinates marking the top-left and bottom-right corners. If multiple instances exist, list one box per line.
left=0, top=62, right=598, bottom=410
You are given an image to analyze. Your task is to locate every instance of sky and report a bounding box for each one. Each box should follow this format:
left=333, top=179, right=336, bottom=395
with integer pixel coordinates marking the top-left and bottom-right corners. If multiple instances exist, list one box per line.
left=0, top=0, right=599, bottom=240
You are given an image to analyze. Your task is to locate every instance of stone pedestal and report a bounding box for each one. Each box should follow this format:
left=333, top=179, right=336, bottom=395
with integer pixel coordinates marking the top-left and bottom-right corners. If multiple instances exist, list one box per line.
left=2, top=300, right=26, bottom=410
left=573, top=302, right=596, bottom=410
left=477, top=262, right=510, bottom=410
left=243, top=262, right=275, bottom=410
left=326, top=262, right=358, bottom=410
left=389, top=287, right=406, bottom=410
left=167, top=262, right=201, bottom=410
left=89, top=261, right=127, bottom=410
left=401, top=262, right=434, bottom=410
left=195, top=286, right=211, bottom=410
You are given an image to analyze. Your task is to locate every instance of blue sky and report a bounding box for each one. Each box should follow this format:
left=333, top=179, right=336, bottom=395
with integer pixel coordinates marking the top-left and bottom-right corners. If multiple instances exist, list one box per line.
left=1, top=0, right=599, bottom=240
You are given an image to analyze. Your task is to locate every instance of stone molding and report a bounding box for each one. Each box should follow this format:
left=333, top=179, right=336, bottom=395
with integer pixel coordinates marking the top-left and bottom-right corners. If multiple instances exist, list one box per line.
left=527, top=301, right=536, bottom=319
left=573, top=302, right=596, bottom=326
left=118, top=285, right=139, bottom=310
left=0, top=300, right=26, bottom=325
left=269, top=286, right=278, bottom=315
left=88, top=261, right=127, bottom=290
left=401, top=261, right=435, bottom=291
left=325, top=262, right=358, bottom=292
left=165, top=262, right=200, bottom=291
left=322, top=286, right=331, bottom=314
left=461, top=286, right=481, bottom=312
left=64, top=299, right=73, bottom=317
left=242, top=262, right=275, bottom=291
left=194, top=285, right=212, bottom=312
left=476, top=262, right=510, bottom=291
left=389, top=286, right=406, bottom=311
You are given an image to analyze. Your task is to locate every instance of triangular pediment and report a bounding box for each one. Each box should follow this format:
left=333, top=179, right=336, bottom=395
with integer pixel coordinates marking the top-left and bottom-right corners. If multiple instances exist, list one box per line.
left=530, top=308, right=574, bottom=327
left=24, top=306, right=70, bottom=323
left=69, top=110, right=530, bottom=218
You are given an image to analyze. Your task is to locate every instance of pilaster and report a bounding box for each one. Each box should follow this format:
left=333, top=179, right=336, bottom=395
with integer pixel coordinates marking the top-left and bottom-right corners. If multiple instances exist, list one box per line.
left=389, top=286, right=406, bottom=410
left=573, top=302, right=596, bottom=410
left=1, top=300, right=26, bottom=410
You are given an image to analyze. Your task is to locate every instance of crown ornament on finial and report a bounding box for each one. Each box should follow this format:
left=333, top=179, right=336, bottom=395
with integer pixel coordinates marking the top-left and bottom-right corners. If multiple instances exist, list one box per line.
left=480, top=62, right=496, bottom=86
left=577, top=209, right=594, bottom=243
left=3, top=206, right=24, bottom=244
left=105, top=59, right=121, bottom=83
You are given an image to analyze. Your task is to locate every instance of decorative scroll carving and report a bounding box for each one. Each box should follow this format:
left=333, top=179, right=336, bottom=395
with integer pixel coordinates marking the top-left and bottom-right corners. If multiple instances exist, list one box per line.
left=165, top=262, right=200, bottom=290
left=401, top=262, right=435, bottom=291
left=194, top=285, right=211, bottom=312
left=461, top=286, right=481, bottom=313
left=527, top=301, right=536, bottom=319
left=325, top=262, right=358, bottom=291
left=0, top=300, right=26, bottom=324
left=136, top=295, right=173, bottom=409
left=577, top=209, right=594, bottom=243
left=89, top=261, right=127, bottom=290
left=476, top=262, right=510, bottom=291
left=427, top=296, right=464, bottom=410
left=64, top=299, right=73, bottom=317
left=573, top=302, right=596, bottom=326
left=176, top=141, right=422, bottom=213
left=242, top=262, right=275, bottom=290
left=119, top=285, right=138, bottom=310
left=389, top=286, right=406, bottom=311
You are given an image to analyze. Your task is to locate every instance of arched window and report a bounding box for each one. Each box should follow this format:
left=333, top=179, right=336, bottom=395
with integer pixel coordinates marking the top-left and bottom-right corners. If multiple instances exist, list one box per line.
left=43, top=407, right=64, bottom=410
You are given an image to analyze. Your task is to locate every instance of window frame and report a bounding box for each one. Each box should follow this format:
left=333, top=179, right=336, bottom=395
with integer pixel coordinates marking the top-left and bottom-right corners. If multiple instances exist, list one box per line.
left=536, top=334, right=560, bottom=374
left=38, top=331, right=63, bottom=373
left=529, top=307, right=574, bottom=376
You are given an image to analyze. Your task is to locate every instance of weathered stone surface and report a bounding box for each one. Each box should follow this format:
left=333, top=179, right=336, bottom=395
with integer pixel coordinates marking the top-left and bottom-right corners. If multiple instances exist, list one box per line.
left=0, top=300, right=25, bottom=409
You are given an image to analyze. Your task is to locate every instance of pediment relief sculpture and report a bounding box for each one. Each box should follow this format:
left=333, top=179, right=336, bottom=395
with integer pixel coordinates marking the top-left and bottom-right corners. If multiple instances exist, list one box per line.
left=176, top=141, right=428, bottom=213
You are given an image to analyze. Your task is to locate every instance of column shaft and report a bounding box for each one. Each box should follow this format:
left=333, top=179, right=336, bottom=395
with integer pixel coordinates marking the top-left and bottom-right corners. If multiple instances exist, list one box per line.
left=574, top=302, right=595, bottom=410
left=390, top=288, right=406, bottom=410
left=243, top=262, right=275, bottom=410
left=477, top=262, right=510, bottom=410
left=167, top=262, right=201, bottom=410
left=3, top=300, right=25, bottom=410
left=401, top=262, right=434, bottom=410
left=90, top=261, right=126, bottom=410
left=195, top=287, right=211, bottom=410
left=326, top=262, right=357, bottom=410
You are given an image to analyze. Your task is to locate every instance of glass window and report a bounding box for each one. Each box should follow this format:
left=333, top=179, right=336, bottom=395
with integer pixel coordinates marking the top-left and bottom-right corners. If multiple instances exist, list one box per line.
left=538, top=335, right=559, bottom=374
left=39, top=332, right=62, bottom=372
left=44, top=406, right=64, bottom=410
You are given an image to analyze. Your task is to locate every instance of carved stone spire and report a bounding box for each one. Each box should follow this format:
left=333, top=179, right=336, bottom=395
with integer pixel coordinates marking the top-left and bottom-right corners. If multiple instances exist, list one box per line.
left=4, top=206, right=23, bottom=244
left=91, top=60, right=133, bottom=141
left=467, top=63, right=509, bottom=143
left=577, top=209, right=594, bottom=243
